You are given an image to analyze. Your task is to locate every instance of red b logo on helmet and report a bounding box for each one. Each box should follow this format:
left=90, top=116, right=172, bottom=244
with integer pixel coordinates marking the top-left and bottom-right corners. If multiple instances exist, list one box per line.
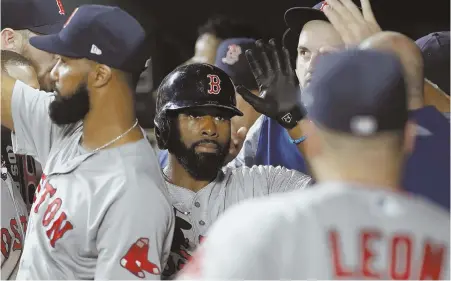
left=207, top=74, right=221, bottom=95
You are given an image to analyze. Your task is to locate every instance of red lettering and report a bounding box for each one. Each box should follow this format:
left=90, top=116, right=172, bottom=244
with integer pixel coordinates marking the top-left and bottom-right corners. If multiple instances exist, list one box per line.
left=329, top=230, right=353, bottom=277
left=42, top=198, right=62, bottom=226
left=20, top=215, right=28, bottom=235
left=390, top=235, right=412, bottom=279
left=1, top=228, right=12, bottom=259
left=360, top=229, right=381, bottom=278
left=34, top=181, right=56, bottom=213
left=33, top=174, right=47, bottom=204
left=419, top=241, right=445, bottom=280
left=207, top=74, right=221, bottom=95
left=10, top=219, right=22, bottom=250
left=46, top=212, right=73, bottom=248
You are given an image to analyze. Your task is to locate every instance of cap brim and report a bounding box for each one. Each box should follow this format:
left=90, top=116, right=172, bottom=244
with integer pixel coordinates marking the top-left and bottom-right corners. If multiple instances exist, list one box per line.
left=28, top=20, right=65, bottom=35
left=166, top=102, right=244, bottom=117
left=284, top=7, right=329, bottom=34
left=29, top=34, right=82, bottom=58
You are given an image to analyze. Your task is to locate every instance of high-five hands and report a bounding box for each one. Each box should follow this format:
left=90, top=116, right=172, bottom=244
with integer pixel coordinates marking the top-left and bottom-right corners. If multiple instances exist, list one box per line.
left=322, top=0, right=382, bottom=46
left=236, top=39, right=306, bottom=129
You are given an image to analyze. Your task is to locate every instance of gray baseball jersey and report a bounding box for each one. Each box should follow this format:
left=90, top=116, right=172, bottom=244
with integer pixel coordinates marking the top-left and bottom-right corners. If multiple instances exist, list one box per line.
left=162, top=165, right=311, bottom=278
left=178, top=182, right=450, bottom=279
left=1, top=172, right=28, bottom=280
left=10, top=80, right=175, bottom=280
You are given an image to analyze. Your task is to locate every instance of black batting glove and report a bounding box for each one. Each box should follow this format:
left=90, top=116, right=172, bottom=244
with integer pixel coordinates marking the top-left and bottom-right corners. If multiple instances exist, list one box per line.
left=236, top=39, right=306, bottom=129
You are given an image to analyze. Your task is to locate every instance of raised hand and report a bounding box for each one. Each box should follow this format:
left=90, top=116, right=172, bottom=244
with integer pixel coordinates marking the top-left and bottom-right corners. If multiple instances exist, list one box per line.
left=322, top=0, right=382, bottom=46
left=236, top=39, right=306, bottom=129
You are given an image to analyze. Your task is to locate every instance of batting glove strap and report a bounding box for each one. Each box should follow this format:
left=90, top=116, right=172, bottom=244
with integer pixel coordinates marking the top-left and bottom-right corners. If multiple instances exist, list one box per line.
left=276, top=106, right=307, bottom=129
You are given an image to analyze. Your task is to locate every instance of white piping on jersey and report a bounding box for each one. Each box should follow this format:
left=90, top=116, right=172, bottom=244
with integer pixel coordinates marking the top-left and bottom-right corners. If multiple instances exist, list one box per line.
left=3, top=172, right=25, bottom=241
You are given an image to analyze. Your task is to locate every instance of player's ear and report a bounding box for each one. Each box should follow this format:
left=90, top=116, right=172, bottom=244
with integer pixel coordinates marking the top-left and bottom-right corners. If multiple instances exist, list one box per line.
left=1, top=28, right=22, bottom=51
left=403, top=120, right=416, bottom=154
left=90, top=63, right=112, bottom=88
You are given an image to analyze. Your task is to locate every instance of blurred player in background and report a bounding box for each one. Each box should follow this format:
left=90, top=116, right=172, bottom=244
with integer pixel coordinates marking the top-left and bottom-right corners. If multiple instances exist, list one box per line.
left=1, top=0, right=67, bottom=92
left=183, top=15, right=260, bottom=65
left=178, top=48, right=450, bottom=280
left=1, top=0, right=69, bottom=211
left=359, top=31, right=450, bottom=209
left=1, top=50, right=38, bottom=280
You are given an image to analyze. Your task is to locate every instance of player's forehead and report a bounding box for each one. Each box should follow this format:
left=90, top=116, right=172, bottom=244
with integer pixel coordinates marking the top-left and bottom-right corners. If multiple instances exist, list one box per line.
left=177, top=107, right=233, bottom=118
left=297, top=20, right=343, bottom=51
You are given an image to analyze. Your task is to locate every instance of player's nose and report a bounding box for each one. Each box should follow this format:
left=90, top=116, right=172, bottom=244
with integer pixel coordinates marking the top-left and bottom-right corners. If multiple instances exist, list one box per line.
left=199, top=116, right=218, bottom=138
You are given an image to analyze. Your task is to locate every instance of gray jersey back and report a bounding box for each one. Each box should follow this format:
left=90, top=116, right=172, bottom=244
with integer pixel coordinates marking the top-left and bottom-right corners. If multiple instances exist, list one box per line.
left=11, top=80, right=175, bottom=280
left=178, top=182, right=450, bottom=279
left=163, top=164, right=311, bottom=278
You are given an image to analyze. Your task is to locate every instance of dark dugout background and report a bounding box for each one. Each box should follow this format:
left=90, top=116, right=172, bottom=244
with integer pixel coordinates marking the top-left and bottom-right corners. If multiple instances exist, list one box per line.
left=61, top=0, right=450, bottom=128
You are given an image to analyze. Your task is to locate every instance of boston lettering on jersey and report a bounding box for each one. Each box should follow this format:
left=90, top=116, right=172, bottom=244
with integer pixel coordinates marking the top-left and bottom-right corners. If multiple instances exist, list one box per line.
left=329, top=228, right=446, bottom=279
left=1, top=216, right=27, bottom=259
left=2, top=126, right=38, bottom=212
left=33, top=174, right=73, bottom=247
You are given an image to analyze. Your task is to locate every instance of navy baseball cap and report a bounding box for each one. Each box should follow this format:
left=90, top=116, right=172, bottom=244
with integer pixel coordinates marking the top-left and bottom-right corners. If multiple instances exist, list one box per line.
left=284, top=2, right=329, bottom=35
left=416, top=31, right=450, bottom=95
left=303, top=49, right=408, bottom=136
left=29, top=5, right=148, bottom=73
left=214, top=38, right=258, bottom=90
left=1, top=0, right=68, bottom=35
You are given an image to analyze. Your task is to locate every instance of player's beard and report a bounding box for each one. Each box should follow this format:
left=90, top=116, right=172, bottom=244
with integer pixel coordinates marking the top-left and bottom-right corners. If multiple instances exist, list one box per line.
left=168, top=124, right=230, bottom=182
left=49, top=82, right=90, bottom=126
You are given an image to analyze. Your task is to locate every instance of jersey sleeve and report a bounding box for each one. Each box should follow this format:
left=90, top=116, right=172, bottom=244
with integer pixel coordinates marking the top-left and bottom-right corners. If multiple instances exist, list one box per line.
left=239, top=165, right=312, bottom=194
left=10, top=80, right=62, bottom=165
left=226, top=115, right=264, bottom=168
left=94, top=175, right=175, bottom=280
left=176, top=199, right=290, bottom=280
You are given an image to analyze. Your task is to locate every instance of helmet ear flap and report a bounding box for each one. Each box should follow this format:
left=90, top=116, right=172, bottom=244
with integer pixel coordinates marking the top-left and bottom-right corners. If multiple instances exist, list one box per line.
left=154, top=112, right=172, bottom=150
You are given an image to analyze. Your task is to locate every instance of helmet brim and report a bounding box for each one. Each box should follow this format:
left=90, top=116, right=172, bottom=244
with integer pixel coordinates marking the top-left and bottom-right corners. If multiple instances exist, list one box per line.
left=164, top=101, right=244, bottom=117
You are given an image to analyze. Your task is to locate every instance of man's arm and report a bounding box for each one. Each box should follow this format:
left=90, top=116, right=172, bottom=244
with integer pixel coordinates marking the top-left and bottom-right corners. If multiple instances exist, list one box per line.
left=2, top=73, right=63, bottom=164
left=1, top=71, right=17, bottom=131
left=95, top=176, right=174, bottom=280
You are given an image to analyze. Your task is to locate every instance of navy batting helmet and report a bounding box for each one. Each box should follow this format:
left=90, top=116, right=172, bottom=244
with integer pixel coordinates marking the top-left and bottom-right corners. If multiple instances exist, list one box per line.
left=154, top=63, right=243, bottom=149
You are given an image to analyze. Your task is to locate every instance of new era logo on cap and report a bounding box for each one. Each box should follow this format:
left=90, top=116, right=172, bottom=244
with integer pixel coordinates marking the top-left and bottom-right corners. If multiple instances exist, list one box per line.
left=90, top=44, right=102, bottom=55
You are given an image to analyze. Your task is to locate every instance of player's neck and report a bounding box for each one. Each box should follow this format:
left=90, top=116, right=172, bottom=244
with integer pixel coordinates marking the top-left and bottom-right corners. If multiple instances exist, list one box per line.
left=165, top=156, right=211, bottom=193
left=313, top=160, right=404, bottom=191
left=82, top=86, right=143, bottom=151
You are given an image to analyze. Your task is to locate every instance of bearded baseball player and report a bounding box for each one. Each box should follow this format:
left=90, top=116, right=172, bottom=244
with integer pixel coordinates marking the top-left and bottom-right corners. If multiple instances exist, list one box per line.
left=1, top=5, right=174, bottom=279
left=155, top=52, right=312, bottom=277
left=178, top=49, right=450, bottom=280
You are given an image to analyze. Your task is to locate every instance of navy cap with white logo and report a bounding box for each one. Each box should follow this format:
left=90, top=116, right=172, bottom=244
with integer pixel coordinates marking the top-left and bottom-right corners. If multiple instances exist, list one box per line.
left=415, top=31, right=450, bottom=95
left=303, top=49, right=408, bottom=136
left=214, top=38, right=258, bottom=90
left=29, top=5, right=149, bottom=73
left=1, top=0, right=68, bottom=35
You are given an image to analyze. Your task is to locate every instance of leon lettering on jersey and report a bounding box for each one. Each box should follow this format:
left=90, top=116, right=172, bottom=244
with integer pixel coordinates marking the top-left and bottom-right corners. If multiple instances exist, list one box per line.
left=1, top=216, right=27, bottom=259
left=32, top=174, right=73, bottom=248
left=329, top=228, right=447, bottom=279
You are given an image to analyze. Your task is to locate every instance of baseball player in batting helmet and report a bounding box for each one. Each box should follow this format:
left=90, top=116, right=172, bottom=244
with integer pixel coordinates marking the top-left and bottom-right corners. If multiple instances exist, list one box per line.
left=154, top=63, right=312, bottom=278
left=178, top=49, right=450, bottom=280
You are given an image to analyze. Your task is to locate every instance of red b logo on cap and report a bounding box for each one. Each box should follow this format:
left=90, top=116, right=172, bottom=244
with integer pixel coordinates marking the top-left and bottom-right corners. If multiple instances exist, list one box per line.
left=207, top=74, right=221, bottom=95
